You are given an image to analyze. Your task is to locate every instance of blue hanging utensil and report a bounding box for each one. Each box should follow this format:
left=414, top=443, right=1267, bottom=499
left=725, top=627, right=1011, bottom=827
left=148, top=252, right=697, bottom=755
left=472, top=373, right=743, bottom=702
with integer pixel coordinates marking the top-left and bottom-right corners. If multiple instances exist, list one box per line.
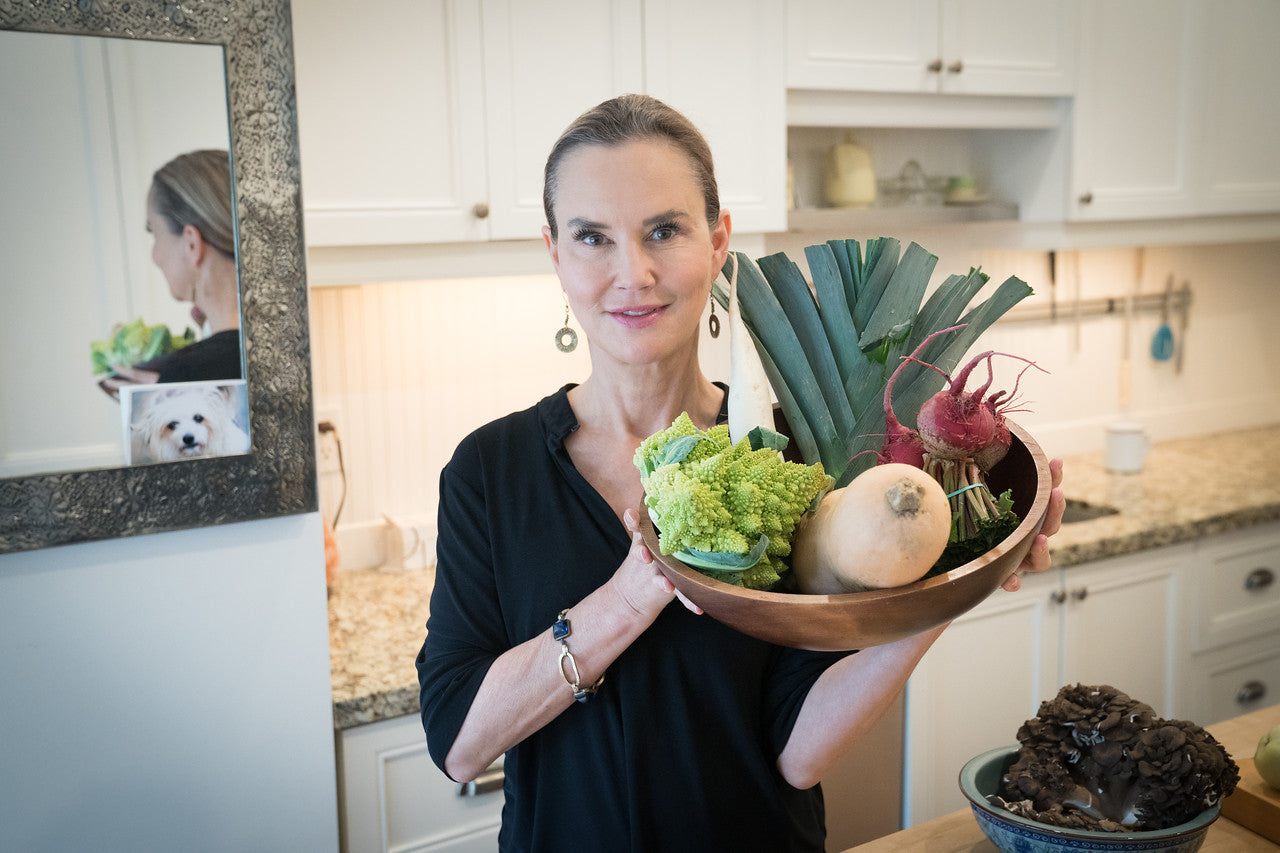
left=1151, top=275, right=1175, bottom=361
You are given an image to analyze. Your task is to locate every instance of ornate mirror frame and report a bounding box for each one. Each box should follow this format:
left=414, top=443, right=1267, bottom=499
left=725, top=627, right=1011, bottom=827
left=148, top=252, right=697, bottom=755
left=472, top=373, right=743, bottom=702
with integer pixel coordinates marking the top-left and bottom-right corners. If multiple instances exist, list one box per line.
left=0, top=0, right=317, bottom=554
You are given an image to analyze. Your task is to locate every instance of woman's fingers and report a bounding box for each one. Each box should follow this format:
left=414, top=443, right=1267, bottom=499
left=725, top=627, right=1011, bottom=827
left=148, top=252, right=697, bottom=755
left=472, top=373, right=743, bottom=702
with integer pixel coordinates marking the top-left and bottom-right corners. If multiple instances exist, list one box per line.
left=674, top=589, right=703, bottom=615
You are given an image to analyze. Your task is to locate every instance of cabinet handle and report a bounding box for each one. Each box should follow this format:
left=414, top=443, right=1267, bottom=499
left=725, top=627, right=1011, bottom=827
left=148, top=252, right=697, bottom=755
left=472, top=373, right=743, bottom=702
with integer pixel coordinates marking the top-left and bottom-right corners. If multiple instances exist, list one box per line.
left=457, top=767, right=505, bottom=797
left=1078, top=191, right=1094, bottom=205
left=1050, top=590, right=1066, bottom=605
left=1244, top=567, right=1275, bottom=591
left=946, top=60, right=963, bottom=74
left=1070, top=587, right=1088, bottom=601
left=927, top=59, right=943, bottom=73
left=1236, top=680, right=1267, bottom=706
left=472, top=202, right=490, bottom=220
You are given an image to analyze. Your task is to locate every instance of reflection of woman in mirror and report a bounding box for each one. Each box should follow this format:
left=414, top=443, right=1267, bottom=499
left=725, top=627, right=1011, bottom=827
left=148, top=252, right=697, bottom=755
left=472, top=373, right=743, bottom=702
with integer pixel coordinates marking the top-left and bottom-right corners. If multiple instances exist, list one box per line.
left=99, top=149, right=241, bottom=400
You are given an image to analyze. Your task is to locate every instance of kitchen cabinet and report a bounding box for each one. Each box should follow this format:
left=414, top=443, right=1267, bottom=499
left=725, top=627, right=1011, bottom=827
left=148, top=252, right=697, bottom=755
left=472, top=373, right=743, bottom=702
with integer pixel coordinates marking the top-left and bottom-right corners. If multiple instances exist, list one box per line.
left=904, top=544, right=1188, bottom=825
left=785, top=0, right=1077, bottom=97
left=337, top=714, right=505, bottom=853
left=1070, top=0, right=1280, bottom=221
left=293, top=0, right=784, bottom=247
left=293, top=0, right=641, bottom=246
left=1183, top=523, right=1280, bottom=725
left=904, top=569, right=1062, bottom=825
left=644, top=0, right=787, bottom=234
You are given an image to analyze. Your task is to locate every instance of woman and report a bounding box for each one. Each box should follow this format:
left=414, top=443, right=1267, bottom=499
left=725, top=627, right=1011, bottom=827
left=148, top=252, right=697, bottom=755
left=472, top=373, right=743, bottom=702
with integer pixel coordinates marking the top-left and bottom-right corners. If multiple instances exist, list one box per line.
left=417, top=95, right=1065, bottom=851
left=100, top=149, right=241, bottom=399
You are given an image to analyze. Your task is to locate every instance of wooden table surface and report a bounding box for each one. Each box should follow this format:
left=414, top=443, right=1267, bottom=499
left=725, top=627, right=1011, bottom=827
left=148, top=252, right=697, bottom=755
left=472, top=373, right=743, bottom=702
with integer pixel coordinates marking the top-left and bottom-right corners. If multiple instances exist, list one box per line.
left=843, top=704, right=1280, bottom=853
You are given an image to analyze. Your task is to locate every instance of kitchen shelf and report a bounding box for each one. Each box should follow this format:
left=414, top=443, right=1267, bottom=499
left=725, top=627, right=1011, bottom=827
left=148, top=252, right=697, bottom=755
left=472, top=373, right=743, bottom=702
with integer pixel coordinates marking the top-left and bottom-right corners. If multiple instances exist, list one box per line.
left=786, top=201, right=1020, bottom=234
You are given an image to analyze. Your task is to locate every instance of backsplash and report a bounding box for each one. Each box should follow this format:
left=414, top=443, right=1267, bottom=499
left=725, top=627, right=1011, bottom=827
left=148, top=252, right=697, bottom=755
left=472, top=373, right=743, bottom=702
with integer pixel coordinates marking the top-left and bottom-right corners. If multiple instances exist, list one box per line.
left=310, top=240, right=1280, bottom=569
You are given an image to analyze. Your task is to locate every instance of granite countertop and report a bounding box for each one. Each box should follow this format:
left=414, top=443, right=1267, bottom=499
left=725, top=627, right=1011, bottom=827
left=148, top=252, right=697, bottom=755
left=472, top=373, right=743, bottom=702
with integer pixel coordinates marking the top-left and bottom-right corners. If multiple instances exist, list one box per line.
left=1045, top=423, right=1280, bottom=567
left=328, top=423, right=1280, bottom=731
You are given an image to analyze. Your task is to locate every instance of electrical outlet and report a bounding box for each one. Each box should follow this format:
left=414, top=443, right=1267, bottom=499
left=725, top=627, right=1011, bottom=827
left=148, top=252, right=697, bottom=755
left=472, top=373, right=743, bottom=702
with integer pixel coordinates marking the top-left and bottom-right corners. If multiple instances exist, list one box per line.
left=316, top=417, right=343, bottom=477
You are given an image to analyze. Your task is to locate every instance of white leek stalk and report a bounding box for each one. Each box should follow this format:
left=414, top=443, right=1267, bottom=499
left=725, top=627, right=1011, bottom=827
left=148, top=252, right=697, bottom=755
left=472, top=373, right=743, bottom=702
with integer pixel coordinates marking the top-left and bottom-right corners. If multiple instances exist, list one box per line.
left=726, top=253, right=776, bottom=445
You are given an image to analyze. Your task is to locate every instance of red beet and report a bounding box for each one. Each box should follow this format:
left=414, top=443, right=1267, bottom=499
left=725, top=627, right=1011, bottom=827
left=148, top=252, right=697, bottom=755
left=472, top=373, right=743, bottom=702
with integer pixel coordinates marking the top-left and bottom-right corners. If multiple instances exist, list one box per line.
left=973, top=356, right=1043, bottom=471
left=874, top=325, right=966, bottom=468
left=915, top=350, right=998, bottom=460
left=912, top=350, right=1044, bottom=463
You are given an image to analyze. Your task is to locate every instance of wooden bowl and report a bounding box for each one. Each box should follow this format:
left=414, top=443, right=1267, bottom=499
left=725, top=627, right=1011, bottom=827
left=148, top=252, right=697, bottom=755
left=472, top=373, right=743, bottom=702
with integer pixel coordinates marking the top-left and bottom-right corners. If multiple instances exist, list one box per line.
left=639, top=420, right=1051, bottom=651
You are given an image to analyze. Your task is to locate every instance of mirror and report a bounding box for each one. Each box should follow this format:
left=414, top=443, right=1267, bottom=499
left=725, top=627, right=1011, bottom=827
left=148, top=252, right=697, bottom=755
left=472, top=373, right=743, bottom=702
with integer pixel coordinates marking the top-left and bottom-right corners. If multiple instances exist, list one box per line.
left=0, top=0, right=317, bottom=554
left=1, top=30, right=238, bottom=477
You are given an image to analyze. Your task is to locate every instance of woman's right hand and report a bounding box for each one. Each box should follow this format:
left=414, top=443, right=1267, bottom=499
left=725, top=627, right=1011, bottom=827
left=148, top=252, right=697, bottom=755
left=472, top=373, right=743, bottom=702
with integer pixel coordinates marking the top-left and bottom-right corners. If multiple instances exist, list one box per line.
left=620, top=508, right=703, bottom=617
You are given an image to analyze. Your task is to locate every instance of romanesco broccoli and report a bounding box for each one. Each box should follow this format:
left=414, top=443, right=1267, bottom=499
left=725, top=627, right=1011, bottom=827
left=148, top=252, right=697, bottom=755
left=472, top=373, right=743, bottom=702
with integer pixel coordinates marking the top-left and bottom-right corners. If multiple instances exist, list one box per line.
left=634, top=412, right=833, bottom=590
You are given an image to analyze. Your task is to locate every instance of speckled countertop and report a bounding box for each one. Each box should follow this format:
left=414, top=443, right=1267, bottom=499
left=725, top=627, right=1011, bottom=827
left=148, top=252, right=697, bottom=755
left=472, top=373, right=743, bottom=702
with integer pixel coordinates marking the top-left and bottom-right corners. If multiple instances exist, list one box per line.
left=327, top=424, right=1280, bottom=731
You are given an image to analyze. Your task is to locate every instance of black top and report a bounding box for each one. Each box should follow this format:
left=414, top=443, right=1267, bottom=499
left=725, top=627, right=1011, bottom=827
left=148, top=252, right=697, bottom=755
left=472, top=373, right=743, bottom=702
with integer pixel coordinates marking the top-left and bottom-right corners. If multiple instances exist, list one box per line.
left=135, top=329, right=242, bottom=383
left=416, top=384, right=851, bottom=852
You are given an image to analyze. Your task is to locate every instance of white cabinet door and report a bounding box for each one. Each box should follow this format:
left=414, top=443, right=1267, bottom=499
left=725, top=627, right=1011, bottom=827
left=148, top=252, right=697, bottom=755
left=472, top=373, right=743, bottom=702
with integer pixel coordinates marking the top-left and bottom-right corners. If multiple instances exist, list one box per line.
left=1070, top=0, right=1280, bottom=221
left=905, top=570, right=1061, bottom=825
left=1069, top=0, right=1198, bottom=221
left=294, top=0, right=490, bottom=246
left=480, top=0, right=644, bottom=241
left=1058, top=550, right=1185, bottom=718
left=645, top=0, right=788, bottom=234
left=338, top=715, right=505, bottom=853
left=787, top=0, right=939, bottom=93
left=786, top=0, right=1074, bottom=96
left=1193, top=0, right=1280, bottom=215
left=937, top=0, right=1076, bottom=96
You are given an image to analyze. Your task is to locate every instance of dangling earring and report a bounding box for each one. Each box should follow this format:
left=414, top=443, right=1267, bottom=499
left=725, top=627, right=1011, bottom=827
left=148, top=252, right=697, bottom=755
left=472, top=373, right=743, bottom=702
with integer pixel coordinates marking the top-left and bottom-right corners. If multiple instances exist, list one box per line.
left=555, top=295, right=578, bottom=353
left=708, top=291, right=721, bottom=339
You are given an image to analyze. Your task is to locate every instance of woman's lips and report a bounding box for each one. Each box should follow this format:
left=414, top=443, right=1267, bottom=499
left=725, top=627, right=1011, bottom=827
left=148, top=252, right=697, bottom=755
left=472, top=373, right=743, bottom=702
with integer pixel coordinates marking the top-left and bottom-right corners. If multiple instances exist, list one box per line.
left=610, top=305, right=666, bottom=329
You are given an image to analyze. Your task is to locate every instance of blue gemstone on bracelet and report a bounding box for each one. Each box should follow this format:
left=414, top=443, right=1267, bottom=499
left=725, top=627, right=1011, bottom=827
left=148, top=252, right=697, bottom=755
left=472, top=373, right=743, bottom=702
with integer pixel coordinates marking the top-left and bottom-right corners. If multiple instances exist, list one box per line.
left=552, top=618, right=570, bottom=641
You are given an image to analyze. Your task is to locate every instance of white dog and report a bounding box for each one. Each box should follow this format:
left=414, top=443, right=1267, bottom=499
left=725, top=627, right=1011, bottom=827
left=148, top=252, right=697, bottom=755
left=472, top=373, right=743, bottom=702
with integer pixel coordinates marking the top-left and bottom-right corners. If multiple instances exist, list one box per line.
left=131, top=385, right=251, bottom=463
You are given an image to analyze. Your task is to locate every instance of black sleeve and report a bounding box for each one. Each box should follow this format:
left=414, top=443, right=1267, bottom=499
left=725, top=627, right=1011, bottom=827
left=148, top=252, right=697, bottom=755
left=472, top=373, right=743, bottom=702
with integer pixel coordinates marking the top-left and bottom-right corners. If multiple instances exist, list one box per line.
left=763, top=644, right=854, bottom=759
left=415, top=434, right=507, bottom=778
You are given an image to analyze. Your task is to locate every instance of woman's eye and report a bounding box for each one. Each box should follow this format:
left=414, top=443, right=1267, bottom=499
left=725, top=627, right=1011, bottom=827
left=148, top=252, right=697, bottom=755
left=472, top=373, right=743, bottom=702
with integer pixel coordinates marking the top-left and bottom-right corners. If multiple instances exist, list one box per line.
left=572, top=228, right=606, bottom=247
left=650, top=223, right=678, bottom=241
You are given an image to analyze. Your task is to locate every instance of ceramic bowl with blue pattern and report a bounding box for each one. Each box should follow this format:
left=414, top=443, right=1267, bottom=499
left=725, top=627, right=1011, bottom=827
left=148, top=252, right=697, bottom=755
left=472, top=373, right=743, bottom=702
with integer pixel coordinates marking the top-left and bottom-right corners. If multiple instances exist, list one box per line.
left=958, top=745, right=1220, bottom=853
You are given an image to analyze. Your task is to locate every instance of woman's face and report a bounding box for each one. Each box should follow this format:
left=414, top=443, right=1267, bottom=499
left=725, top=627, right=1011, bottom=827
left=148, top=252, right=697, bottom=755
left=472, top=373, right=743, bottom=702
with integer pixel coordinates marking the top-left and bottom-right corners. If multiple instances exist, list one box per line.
left=145, top=189, right=195, bottom=302
left=544, top=139, right=729, bottom=368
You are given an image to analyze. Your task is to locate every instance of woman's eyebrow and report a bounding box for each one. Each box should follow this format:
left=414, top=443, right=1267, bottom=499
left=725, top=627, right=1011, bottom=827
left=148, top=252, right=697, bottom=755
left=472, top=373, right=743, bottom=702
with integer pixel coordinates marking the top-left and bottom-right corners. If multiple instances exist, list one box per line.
left=644, top=209, right=687, bottom=226
left=565, top=216, right=607, bottom=232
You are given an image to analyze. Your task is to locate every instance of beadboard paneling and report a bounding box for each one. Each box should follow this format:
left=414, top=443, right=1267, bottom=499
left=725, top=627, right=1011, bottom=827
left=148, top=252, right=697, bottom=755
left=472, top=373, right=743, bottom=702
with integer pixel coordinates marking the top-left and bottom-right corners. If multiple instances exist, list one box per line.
left=310, top=275, right=593, bottom=540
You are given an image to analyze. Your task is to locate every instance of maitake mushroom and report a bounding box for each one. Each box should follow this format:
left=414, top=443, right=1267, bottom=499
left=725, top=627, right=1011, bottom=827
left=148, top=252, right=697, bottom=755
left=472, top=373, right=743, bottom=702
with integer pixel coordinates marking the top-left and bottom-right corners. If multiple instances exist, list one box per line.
left=996, top=684, right=1240, bottom=832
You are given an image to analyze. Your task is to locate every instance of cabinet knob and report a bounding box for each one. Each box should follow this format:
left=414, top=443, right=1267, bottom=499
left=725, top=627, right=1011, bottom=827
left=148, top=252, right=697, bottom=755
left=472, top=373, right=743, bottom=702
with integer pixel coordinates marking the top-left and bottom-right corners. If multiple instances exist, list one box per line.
left=457, top=766, right=504, bottom=797
left=1071, top=587, right=1088, bottom=601
left=927, top=59, right=943, bottom=74
left=1050, top=590, right=1066, bottom=605
left=472, top=202, right=491, bottom=220
left=1078, top=191, right=1094, bottom=205
left=1236, top=680, right=1267, bottom=706
left=1244, top=567, right=1275, bottom=591
left=946, top=60, right=964, bottom=74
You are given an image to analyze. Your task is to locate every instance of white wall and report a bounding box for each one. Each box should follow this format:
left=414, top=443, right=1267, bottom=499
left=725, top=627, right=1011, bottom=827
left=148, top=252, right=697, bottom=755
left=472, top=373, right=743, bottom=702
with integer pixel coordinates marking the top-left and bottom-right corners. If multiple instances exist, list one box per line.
left=0, top=514, right=338, bottom=853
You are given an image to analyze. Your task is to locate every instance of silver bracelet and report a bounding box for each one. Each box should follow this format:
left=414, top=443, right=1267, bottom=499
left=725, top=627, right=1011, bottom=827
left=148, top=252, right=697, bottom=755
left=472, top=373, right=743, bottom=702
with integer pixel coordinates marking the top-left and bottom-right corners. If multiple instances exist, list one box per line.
left=551, top=609, right=604, bottom=703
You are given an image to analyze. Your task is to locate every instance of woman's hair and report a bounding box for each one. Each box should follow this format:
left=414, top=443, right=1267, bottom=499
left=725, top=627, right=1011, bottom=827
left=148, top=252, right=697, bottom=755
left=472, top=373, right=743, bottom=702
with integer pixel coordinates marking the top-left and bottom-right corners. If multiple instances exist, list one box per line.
left=150, top=149, right=235, bottom=259
left=542, top=94, right=719, bottom=240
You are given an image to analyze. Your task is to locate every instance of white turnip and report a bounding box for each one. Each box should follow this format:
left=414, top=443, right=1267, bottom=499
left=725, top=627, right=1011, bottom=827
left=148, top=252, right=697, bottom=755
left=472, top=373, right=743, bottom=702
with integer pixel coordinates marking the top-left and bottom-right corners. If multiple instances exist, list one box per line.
left=725, top=253, right=776, bottom=446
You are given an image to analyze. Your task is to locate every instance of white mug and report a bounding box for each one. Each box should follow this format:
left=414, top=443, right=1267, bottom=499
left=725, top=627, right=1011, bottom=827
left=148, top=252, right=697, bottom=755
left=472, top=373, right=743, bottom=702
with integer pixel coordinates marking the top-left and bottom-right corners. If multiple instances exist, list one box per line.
left=1104, top=422, right=1150, bottom=473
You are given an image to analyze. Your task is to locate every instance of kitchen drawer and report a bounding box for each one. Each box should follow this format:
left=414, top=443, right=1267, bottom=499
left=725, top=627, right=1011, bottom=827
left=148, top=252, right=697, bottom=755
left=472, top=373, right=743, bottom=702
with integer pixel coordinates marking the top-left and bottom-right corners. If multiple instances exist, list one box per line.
left=338, top=714, right=505, bottom=853
left=1204, top=642, right=1280, bottom=726
left=1190, top=525, right=1280, bottom=653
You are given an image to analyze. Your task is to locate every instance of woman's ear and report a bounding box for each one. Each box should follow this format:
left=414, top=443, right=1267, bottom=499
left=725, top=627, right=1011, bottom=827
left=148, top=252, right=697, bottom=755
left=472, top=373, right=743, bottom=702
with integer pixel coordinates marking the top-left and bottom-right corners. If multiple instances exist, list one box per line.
left=542, top=225, right=561, bottom=272
left=182, top=224, right=207, bottom=265
left=710, top=209, right=732, bottom=269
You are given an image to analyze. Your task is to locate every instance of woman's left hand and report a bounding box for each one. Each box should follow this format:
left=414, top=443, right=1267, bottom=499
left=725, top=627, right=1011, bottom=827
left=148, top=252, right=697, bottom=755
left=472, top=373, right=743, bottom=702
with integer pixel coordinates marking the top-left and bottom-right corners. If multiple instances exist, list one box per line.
left=97, top=364, right=161, bottom=401
left=1001, top=457, right=1064, bottom=592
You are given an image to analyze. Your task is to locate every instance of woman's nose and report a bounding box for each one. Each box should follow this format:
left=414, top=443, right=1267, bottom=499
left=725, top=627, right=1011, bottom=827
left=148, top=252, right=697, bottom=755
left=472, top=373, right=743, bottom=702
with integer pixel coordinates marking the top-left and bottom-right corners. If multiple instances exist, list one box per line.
left=614, top=240, right=656, bottom=289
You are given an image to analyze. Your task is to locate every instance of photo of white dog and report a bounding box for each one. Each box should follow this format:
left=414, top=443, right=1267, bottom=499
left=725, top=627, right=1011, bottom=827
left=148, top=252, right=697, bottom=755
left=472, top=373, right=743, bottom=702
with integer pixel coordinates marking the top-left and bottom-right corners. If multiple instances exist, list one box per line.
left=124, top=381, right=251, bottom=465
